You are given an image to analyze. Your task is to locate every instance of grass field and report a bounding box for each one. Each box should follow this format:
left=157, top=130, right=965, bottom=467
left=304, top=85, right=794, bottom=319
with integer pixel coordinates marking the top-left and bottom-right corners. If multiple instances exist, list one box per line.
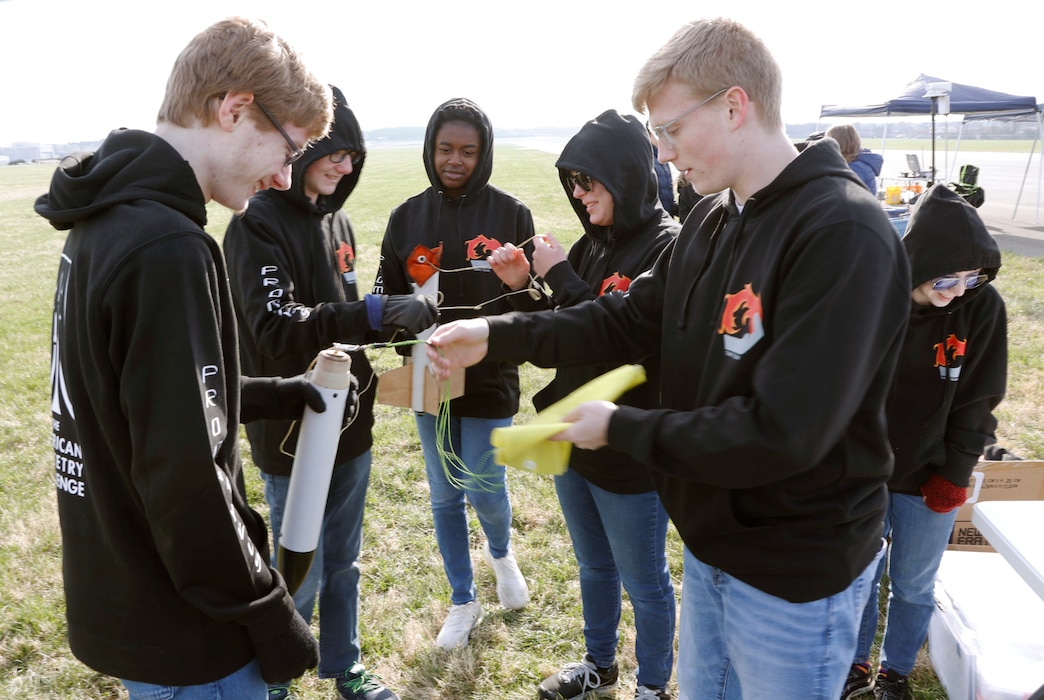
left=2, top=145, right=1041, bottom=699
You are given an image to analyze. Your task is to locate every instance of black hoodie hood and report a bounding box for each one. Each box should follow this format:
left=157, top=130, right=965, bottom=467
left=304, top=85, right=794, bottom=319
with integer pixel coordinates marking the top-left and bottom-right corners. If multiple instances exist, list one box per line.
left=422, top=97, right=494, bottom=202
left=555, top=109, right=664, bottom=243
left=903, top=183, right=1001, bottom=313
left=285, top=85, right=366, bottom=215
left=34, top=129, right=206, bottom=230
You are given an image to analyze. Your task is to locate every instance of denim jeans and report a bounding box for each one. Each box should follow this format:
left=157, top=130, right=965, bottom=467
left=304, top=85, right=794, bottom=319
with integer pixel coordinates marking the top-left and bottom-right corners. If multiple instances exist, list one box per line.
left=854, top=491, right=958, bottom=676
left=415, top=412, right=514, bottom=605
left=554, top=468, right=676, bottom=689
left=263, top=449, right=372, bottom=678
left=122, top=660, right=266, bottom=699
left=678, top=541, right=884, bottom=699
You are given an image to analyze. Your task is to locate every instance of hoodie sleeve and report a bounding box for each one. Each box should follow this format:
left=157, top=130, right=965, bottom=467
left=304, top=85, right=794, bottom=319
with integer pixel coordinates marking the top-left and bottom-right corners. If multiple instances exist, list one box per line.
left=224, top=211, right=372, bottom=358
left=372, top=205, right=413, bottom=296
left=937, top=288, right=1007, bottom=485
left=111, top=232, right=295, bottom=634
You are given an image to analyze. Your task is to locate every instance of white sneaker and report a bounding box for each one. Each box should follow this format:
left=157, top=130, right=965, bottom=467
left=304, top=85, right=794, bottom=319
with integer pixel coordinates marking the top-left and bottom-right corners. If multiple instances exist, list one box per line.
left=482, top=542, right=530, bottom=610
left=434, top=600, right=483, bottom=650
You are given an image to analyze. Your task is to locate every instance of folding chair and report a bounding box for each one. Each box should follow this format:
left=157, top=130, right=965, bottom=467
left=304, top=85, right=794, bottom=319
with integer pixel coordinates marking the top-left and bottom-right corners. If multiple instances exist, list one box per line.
left=950, top=164, right=985, bottom=208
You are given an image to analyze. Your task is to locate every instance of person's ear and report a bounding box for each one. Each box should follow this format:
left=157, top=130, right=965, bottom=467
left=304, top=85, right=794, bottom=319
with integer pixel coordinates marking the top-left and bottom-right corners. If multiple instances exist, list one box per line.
left=217, top=91, right=255, bottom=132
left=724, top=87, right=750, bottom=131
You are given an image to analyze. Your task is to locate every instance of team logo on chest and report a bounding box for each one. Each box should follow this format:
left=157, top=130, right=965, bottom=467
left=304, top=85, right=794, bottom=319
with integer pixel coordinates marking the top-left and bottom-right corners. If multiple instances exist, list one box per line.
left=336, top=242, right=356, bottom=285
left=718, top=282, right=765, bottom=359
left=600, top=272, right=632, bottom=295
left=465, top=234, right=501, bottom=270
left=934, top=334, right=967, bottom=381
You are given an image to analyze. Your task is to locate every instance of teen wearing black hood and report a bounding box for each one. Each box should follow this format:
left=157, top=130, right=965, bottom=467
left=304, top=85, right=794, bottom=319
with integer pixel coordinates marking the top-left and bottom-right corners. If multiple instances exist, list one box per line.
left=224, top=86, right=434, bottom=700
left=35, top=18, right=334, bottom=696
left=489, top=109, right=678, bottom=700
left=844, top=184, right=1006, bottom=700
left=372, top=97, right=535, bottom=651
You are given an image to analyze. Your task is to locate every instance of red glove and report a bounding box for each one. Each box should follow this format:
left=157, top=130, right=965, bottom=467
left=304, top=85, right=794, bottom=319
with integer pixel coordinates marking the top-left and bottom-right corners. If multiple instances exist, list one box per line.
left=920, top=473, right=968, bottom=513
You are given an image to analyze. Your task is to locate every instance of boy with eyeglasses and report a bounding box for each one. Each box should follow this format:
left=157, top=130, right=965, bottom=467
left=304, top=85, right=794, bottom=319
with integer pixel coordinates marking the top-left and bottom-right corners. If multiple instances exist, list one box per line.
left=224, top=86, right=436, bottom=700
left=842, top=183, right=1007, bottom=700
left=36, top=17, right=335, bottom=699
left=426, top=18, right=910, bottom=699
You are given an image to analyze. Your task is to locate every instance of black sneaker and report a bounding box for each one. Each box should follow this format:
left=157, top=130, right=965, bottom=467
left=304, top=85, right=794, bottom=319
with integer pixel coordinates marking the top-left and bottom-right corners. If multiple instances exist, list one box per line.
left=635, top=685, right=671, bottom=699
left=267, top=684, right=293, bottom=700
left=537, top=655, right=619, bottom=699
left=336, top=663, right=399, bottom=700
left=842, top=664, right=874, bottom=699
left=874, top=669, right=912, bottom=700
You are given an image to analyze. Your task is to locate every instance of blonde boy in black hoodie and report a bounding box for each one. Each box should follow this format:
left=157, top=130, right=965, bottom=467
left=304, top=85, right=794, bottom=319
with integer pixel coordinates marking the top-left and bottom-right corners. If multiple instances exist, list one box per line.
left=36, top=17, right=333, bottom=698
left=843, top=184, right=1007, bottom=700
left=426, top=18, right=910, bottom=699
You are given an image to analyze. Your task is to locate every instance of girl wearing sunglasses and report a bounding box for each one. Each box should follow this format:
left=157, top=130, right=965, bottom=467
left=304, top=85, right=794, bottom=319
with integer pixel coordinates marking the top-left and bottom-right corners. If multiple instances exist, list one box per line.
left=844, top=183, right=1007, bottom=699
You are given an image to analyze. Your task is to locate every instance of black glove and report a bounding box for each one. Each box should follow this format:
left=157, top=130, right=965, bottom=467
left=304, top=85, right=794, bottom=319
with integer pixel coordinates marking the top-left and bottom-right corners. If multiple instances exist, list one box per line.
left=365, top=293, right=438, bottom=334
left=240, top=375, right=326, bottom=423
left=247, top=572, right=319, bottom=683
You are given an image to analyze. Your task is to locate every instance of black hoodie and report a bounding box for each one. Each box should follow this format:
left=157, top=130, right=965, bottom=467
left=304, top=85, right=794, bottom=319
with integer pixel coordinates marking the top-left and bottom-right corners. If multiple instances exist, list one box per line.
left=223, top=86, right=375, bottom=475
left=35, top=129, right=302, bottom=683
left=512, top=109, right=678, bottom=493
left=887, top=184, right=1006, bottom=493
left=372, top=98, right=535, bottom=418
left=485, top=139, right=911, bottom=602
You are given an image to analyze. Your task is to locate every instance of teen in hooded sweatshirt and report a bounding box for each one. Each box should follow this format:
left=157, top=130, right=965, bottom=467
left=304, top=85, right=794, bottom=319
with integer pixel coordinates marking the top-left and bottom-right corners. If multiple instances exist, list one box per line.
left=843, top=184, right=1006, bottom=700
left=34, top=17, right=332, bottom=696
left=427, top=19, right=911, bottom=699
left=488, top=109, right=678, bottom=700
left=224, top=86, right=435, bottom=700
left=372, top=97, right=535, bottom=650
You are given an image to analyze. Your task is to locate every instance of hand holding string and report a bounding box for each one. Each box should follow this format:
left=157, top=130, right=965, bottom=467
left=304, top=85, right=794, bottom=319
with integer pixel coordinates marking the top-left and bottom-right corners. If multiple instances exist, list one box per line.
left=425, top=318, right=490, bottom=380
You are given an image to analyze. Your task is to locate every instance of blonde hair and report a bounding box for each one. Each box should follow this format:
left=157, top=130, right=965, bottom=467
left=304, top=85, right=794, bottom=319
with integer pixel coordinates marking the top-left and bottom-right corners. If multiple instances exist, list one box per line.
left=632, top=18, right=782, bottom=129
left=825, top=124, right=862, bottom=162
left=157, top=17, right=331, bottom=142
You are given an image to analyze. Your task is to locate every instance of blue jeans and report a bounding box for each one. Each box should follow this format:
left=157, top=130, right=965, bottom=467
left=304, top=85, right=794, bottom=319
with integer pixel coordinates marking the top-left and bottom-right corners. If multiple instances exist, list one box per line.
left=415, top=412, right=514, bottom=605
left=263, top=450, right=372, bottom=678
left=854, top=491, right=958, bottom=676
left=678, top=542, right=884, bottom=699
left=554, top=468, right=676, bottom=689
left=122, top=660, right=266, bottom=699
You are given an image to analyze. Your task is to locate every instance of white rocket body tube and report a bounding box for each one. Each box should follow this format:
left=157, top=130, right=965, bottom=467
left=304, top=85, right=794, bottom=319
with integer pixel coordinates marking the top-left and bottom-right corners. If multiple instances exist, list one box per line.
left=277, top=349, right=351, bottom=594
left=410, top=272, right=440, bottom=413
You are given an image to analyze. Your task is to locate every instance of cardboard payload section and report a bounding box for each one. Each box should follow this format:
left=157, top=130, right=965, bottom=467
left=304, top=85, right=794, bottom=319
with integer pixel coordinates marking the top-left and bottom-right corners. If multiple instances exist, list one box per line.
left=947, top=460, right=1044, bottom=552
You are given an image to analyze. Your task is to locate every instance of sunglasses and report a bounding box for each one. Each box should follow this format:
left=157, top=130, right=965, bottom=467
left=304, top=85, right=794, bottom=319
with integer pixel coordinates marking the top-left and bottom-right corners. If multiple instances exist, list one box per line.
left=566, top=171, right=595, bottom=192
left=255, top=101, right=305, bottom=167
left=931, top=273, right=989, bottom=291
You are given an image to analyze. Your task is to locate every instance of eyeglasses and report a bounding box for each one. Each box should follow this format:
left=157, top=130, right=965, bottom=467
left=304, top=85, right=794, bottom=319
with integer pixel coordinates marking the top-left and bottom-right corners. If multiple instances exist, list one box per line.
left=255, top=101, right=305, bottom=167
left=650, top=87, right=730, bottom=149
left=931, top=273, right=989, bottom=291
left=329, top=150, right=360, bottom=164
left=566, top=170, right=595, bottom=192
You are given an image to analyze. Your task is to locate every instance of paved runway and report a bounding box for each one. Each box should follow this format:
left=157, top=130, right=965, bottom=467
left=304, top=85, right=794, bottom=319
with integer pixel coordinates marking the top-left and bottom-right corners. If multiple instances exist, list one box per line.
left=878, top=148, right=1044, bottom=257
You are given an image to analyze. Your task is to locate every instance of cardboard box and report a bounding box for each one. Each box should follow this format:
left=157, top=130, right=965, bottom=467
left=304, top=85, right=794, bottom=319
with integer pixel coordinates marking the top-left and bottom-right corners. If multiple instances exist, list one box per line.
left=931, top=550, right=1044, bottom=699
left=947, top=460, right=1044, bottom=552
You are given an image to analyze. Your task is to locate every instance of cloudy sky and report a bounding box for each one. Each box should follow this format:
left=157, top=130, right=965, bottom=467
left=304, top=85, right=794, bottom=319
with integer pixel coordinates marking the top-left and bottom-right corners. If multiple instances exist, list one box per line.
left=1, top=0, right=1039, bottom=144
